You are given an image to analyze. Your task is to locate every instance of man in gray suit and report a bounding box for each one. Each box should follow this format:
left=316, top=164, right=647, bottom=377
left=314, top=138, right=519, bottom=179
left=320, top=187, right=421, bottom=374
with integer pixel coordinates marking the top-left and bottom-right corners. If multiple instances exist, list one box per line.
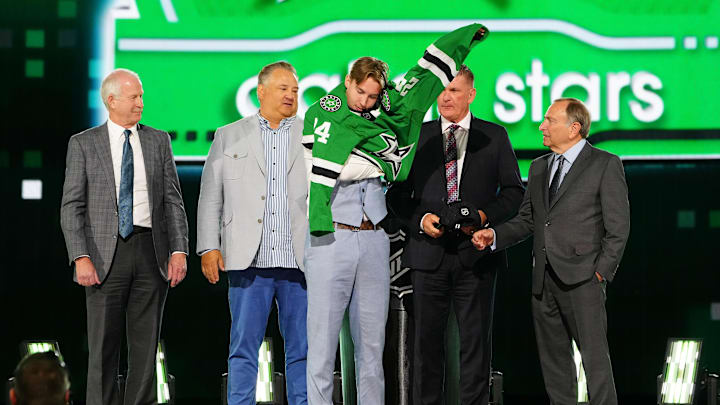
left=196, top=61, right=308, bottom=405
left=473, top=98, right=630, bottom=405
left=60, top=68, right=189, bottom=405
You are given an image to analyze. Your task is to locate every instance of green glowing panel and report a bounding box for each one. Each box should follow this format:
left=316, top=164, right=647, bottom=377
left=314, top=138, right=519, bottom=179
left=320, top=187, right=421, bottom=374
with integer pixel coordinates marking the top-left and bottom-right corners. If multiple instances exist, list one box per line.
left=677, top=210, right=695, bottom=229
left=660, top=339, right=702, bottom=404
left=156, top=340, right=171, bottom=403
left=25, top=60, right=44, bottom=78
left=709, top=210, right=720, bottom=228
left=103, top=0, right=720, bottom=178
left=58, top=0, right=77, bottom=18
left=25, top=29, right=44, bottom=48
left=23, top=150, right=42, bottom=168
left=256, top=338, right=274, bottom=403
left=22, top=340, right=65, bottom=365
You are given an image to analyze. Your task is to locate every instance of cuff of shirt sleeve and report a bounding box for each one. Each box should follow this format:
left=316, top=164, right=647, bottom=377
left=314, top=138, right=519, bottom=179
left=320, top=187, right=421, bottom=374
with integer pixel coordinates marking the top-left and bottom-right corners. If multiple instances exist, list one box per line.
left=490, top=229, right=498, bottom=251
left=419, top=213, right=432, bottom=234
left=171, top=251, right=187, bottom=256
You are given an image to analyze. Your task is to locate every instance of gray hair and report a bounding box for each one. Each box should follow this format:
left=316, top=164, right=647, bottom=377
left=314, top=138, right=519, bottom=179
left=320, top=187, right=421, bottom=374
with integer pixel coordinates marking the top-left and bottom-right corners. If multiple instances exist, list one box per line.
left=554, top=97, right=591, bottom=138
left=100, top=68, right=141, bottom=109
left=258, top=61, right=297, bottom=86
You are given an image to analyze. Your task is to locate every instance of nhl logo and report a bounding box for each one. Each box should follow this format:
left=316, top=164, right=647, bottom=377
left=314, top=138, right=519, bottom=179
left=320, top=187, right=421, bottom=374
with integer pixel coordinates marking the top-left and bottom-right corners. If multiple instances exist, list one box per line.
left=460, top=207, right=470, bottom=216
left=381, top=90, right=391, bottom=112
left=320, top=95, right=342, bottom=112
left=361, top=111, right=375, bottom=121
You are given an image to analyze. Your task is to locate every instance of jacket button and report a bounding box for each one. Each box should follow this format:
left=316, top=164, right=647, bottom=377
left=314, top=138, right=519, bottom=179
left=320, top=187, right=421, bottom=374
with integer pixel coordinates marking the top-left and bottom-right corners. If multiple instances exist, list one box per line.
left=233, top=154, right=238, bottom=158
left=113, top=235, right=117, bottom=239
left=541, top=247, right=546, bottom=252
left=258, top=219, right=262, bottom=224
left=545, top=221, right=550, bottom=227
left=261, top=196, right=265, bottom=200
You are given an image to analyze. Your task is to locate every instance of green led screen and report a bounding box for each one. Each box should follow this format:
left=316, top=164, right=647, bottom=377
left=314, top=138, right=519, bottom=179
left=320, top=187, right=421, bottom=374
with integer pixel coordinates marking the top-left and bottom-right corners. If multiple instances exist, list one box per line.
left=104, top=0, right=720, bottom=173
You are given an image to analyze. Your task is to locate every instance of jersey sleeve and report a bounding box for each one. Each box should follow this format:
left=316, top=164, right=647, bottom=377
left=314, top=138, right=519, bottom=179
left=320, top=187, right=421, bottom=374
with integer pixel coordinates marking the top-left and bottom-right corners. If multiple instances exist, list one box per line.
left=392, top=23, right=487, bottom=117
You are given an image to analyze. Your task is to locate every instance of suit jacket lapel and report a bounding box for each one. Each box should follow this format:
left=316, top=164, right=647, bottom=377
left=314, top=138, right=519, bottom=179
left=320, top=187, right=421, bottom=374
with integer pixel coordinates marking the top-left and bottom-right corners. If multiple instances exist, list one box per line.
left=246, top=115, right=266, bottom=176
left=94, top=123, right=118, bottom=208
left=549, top=142, right=593, bottom=210
left=287, top=118, right=302, bottom=173
left=429, top=119, right=447, bottom=198
left=137, top=124, right=155, bottom=213
left=459, top=116, right=489, bottom=194
left=541, top=154, right=552, bottom=212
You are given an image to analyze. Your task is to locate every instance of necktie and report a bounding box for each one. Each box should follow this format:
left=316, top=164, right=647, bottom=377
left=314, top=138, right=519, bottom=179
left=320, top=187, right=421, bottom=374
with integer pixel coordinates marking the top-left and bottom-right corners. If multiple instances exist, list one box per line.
left=548, top=154, right=565, bottom=203
left=445, top=124, right=460, bottom=203
left=118, top=129, right=134, bottom=238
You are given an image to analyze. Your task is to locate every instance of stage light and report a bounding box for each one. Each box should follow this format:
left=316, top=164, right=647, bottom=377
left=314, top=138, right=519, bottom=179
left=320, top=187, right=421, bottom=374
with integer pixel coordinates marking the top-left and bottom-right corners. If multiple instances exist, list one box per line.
left=156, top=340, right=171, bottom=404
left=20, top=340, right=64, bottom=365
left=572, top=339, right=589, bottom=404
left=257, top=338, right=274, bottom=404
left=659, top=338, right=703, bottom=404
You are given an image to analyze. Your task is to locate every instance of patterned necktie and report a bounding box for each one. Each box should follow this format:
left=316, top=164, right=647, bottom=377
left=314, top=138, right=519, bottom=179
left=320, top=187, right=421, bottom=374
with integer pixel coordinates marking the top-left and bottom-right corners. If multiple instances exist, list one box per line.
left=118, top=129, right=134, bottom=238
left=548, top=154, right=565, bottom=203
left=445, top=124, right=460, bottom=203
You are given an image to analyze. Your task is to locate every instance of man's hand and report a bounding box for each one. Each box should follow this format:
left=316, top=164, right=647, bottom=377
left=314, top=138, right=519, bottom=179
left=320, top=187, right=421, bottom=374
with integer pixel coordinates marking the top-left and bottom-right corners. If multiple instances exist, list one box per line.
left=474, top=26, right=489, bottom=42
left=460, top=210, right=488, bottom=236
left=421, top=213, right=444, bottom=239
left=472, top=229, right=495, bottom=251
left=201, top=249, right=225, bottom=284
left=75, top=257, right=100, bottom=286
left=168, top=253, right=187, bottom=287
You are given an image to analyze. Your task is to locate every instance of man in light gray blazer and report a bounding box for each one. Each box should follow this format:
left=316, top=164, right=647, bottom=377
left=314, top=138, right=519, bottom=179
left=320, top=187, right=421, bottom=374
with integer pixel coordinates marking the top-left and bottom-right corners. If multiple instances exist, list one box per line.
left=473, top=98, right=630, bottom=405
left=60, top=68, right=189, bottom=405
left=196, top=62, right=308, bottom=405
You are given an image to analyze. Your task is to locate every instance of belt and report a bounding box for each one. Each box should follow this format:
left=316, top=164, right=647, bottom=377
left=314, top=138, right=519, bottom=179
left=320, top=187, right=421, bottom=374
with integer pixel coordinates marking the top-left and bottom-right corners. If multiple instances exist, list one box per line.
left=334, top=220, right=381, bottom=231
left=131, top=226, right=152, bottom=234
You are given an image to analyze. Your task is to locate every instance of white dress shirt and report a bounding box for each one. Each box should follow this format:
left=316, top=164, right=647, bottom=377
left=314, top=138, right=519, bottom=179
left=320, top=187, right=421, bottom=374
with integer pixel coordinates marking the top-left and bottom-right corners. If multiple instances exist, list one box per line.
left=107, top=119, right=151, bottom=228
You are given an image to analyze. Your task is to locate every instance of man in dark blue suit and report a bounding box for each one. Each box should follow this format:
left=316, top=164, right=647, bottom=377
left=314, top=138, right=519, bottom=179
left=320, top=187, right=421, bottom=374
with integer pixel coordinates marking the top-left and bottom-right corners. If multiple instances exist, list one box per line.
left=387, top=65, right=524, bottom=405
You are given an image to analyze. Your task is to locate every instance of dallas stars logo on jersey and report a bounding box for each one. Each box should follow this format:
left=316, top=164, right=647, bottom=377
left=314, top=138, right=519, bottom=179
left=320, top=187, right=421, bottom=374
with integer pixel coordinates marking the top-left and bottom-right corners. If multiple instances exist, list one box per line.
left=319, top=95, right=342, bottom=112
left=304, top=22, right=489, bottom=235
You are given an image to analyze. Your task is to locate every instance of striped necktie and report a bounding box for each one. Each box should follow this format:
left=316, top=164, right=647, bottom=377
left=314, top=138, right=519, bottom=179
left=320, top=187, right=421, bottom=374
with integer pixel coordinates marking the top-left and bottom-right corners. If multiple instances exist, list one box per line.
left=445, top=124, right=460, bottom=203
left=118, top=129, right=134, bottom=238
left=548, top=154, right=565, bottom=203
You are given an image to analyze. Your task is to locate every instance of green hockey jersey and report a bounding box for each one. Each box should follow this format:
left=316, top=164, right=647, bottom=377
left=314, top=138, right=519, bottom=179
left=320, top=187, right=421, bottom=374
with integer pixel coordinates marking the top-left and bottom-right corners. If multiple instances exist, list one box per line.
left=304, top=23, right=488, bottom=235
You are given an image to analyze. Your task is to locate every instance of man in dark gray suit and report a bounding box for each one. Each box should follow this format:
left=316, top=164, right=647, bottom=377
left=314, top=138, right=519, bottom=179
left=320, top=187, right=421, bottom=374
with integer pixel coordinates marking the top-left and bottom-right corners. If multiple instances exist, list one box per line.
left=60, top=68, right=189, bottom=405
left=473, top=98, right=630, bottom=405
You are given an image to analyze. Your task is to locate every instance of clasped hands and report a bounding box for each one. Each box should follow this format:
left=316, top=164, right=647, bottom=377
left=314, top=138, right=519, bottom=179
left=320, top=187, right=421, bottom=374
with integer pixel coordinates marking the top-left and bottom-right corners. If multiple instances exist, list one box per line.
left=471, top=229, right=495, bottom=250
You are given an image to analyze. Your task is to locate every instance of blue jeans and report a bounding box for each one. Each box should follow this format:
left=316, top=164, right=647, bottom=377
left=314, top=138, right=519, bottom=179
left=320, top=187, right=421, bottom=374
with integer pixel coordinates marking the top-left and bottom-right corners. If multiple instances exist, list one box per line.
left=227, top=267, right=308, bottom=405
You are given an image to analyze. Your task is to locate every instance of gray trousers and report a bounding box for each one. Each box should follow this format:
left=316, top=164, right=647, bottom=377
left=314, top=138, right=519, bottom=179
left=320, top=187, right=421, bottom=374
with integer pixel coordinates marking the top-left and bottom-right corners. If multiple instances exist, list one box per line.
left=534, top=265, right=616, bottom=405
left=85, top=230, right=167, bottom=405
left=305, top=229, right=390, bottom=405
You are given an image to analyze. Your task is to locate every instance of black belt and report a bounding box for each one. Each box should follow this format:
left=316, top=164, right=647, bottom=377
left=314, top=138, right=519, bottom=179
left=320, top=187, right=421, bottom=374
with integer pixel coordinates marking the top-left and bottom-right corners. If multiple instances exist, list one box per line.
left=131, top=226, right=152, bottom=234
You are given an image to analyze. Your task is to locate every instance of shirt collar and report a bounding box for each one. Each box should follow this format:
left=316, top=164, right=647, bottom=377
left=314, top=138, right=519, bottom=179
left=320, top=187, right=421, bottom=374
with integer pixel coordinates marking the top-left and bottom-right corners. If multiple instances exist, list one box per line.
left=441, top=110, right=472, bottom=133
left=557, top=138, right=587, bottom=165
left=257, top=113, right=296, bottom=131
left=107, top=119, right=137, bottom=141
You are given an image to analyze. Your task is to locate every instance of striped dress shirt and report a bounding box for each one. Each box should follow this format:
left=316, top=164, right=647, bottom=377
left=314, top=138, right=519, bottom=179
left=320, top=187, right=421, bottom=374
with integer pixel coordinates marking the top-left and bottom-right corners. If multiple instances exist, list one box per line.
left=250, top=114, right=299, bottom=269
